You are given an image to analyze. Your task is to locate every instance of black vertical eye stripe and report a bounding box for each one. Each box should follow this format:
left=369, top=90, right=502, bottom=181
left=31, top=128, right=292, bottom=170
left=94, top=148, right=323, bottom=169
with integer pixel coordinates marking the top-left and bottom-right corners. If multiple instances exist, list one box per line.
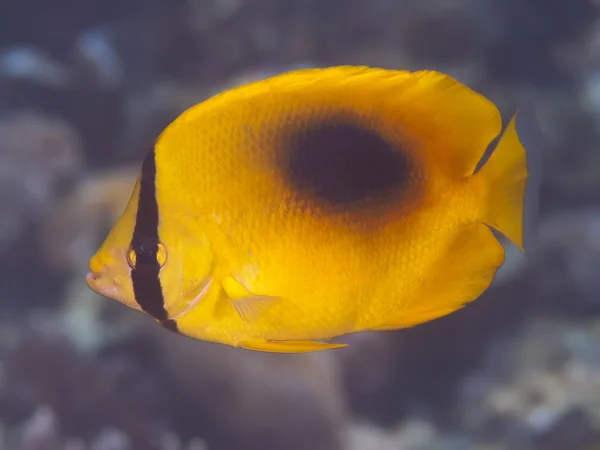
left=130, top=147, right=178, bottom=333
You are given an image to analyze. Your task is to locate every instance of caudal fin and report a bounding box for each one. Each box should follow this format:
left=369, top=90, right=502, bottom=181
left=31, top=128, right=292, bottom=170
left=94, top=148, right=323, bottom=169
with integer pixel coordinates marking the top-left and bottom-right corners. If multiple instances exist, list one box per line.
left=478, top=107, right=542, bottom=253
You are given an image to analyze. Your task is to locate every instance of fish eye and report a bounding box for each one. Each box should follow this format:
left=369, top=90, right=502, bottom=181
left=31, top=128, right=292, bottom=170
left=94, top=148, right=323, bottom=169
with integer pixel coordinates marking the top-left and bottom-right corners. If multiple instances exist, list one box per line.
left=126, top=239, right=167, bottom=270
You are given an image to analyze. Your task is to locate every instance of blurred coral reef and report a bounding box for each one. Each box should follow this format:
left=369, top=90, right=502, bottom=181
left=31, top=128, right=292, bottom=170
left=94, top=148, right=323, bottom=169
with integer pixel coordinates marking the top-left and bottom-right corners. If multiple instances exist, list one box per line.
left=1, top=0, right=600, bottom=449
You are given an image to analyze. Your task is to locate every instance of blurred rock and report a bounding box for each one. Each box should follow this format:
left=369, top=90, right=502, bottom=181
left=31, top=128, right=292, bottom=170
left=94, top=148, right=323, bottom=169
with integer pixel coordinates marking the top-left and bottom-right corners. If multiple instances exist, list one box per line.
left=553, top=17, right=600, bottom=80
left=58, top=281, right=136, bottom=355
left=73, top=27, right=124, bottom=91
left=19, top=406, right=61, bottom=450
left=459, top=317, right=600, bottom=449
left=0, top=111, right=85, bottom=313
left=344, top=421, right=402, bottom=450
left=185, top=438, right=208, bottom=450
left=0, top=46, right=72, bottom=88
left=119, top=82, right=208, bottom=161
left=529, top=209, right=600, bottom=316
left=0, top=111, right=83, bottom=255
left=533, top=409, right=600, bottom=450
left=89, top=427, right=131, bottom=450
left=0, top=0, right=123, bottom=59
left=156, top=328, right=347, bottom=450
left=485, top=0, right=600, bottom=86
left=0, top=112, right=82, bottom=260
left=398, top=0, right=490, bottom=67
left=0, top=319, right=182, bottom=449
left=336, top=332, right=404, bottom=421
left=69, top=0, right=197, bottom=165
left=534, top=90, right=600, bottom=212
left=344, top=419, right=479, bottom=450
left=39, top=166, right=138, bottom=275
left=64, top=438, right=87, bottom=450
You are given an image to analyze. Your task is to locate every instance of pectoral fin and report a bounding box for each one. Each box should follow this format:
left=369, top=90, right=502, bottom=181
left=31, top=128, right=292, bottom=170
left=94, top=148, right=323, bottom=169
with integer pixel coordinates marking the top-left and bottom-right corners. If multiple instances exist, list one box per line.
left=240, top=338, right=348, bottom=353
left=222, top=275, right=280, bottom=323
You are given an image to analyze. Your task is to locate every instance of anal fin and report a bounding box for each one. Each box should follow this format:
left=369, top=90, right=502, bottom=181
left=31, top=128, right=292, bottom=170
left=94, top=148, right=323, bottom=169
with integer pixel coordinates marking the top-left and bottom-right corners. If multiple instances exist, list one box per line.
left=372, top=223, right=505, bottom=330
left=240, top=338, right=347, bottom=353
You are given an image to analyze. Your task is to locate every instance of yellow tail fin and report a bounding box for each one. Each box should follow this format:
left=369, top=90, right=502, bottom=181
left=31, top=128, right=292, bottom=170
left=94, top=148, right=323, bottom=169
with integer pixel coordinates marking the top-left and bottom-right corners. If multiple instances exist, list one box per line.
left=478, top=112, right=529, bottom=252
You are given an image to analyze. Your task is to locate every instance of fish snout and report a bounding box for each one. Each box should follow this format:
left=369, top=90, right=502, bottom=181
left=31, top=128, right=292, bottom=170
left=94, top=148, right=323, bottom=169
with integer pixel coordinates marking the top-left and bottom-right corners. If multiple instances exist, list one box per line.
left=85, top=270, right=102, bottom=287
left=85, top=256, right=121, bottom=300
left=88, top=252, right=107, bottom=275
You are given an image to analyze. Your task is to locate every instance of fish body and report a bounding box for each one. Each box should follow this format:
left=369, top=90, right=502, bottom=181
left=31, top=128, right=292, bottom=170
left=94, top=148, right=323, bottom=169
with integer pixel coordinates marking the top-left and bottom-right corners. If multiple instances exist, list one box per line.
left=86, top=66, right=539, bottom=353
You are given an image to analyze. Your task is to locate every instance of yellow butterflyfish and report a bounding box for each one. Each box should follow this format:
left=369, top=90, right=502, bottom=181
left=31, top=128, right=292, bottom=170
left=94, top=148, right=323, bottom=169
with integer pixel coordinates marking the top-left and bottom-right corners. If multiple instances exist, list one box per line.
left=86, top=66, right=541, bottom=353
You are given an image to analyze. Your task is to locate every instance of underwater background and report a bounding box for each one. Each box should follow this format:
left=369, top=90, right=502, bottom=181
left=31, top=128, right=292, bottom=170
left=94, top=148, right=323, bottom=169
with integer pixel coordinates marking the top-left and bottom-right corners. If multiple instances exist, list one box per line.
left=1, top=0, right=600, bottom=449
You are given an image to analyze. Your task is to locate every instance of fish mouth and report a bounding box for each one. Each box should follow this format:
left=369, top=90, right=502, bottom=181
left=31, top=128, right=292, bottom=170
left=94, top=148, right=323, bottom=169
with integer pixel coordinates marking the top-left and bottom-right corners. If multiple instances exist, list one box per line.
left=85, top=270, right=120, bottom=300
left=85, top=271, right=101, bottom=291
